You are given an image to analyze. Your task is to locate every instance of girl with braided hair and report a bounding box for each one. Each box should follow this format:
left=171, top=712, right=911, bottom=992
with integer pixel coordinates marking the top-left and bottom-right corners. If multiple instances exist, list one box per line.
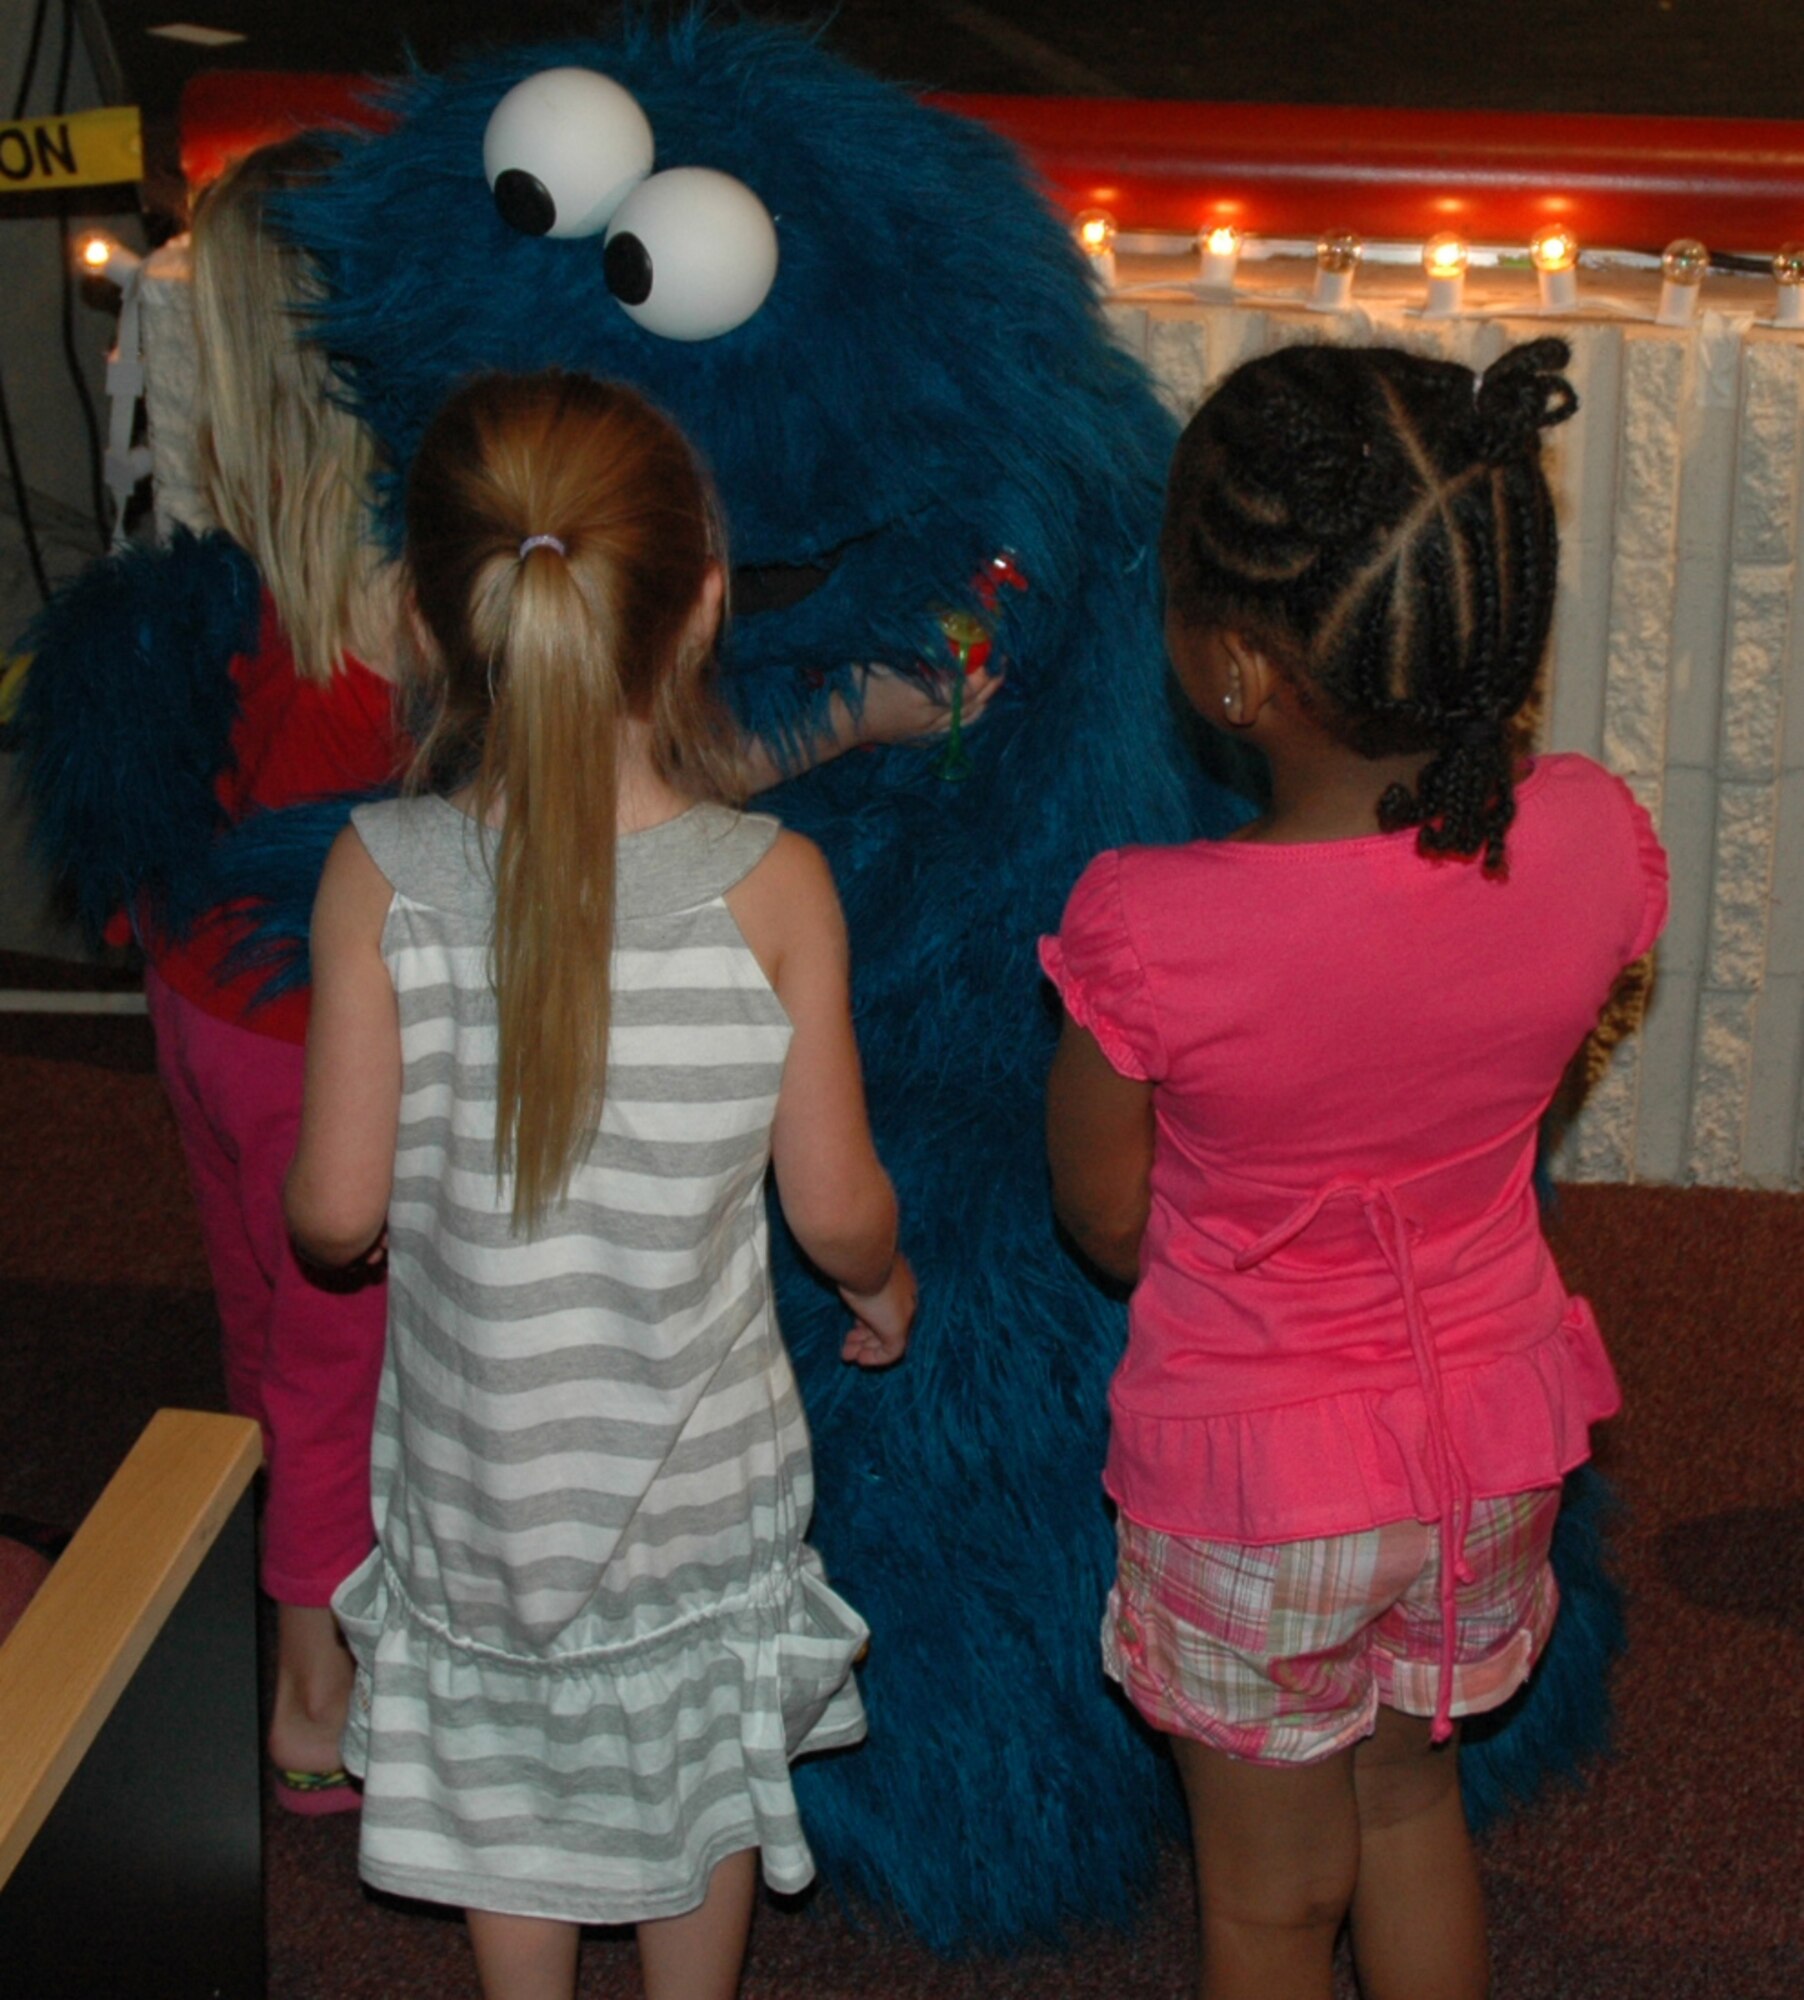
left=1041, top=338, right=1667, bottom=2000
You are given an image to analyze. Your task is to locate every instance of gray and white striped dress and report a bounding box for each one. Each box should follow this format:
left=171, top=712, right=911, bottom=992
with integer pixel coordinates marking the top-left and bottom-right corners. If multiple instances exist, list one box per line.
left=333, top=796, right=868, bottom=1925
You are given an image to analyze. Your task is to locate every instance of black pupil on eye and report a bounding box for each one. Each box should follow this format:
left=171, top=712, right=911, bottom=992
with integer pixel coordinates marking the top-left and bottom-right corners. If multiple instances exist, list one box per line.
left=604, top=233, right=654, bottom=306
left=494, top=169, right=556, bottom=237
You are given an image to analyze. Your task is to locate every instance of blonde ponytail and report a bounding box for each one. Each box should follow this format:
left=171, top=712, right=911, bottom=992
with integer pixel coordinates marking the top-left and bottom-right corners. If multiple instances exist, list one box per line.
left=190, top=137, right=387, bottom=685
left=404, top=373, right=740, bottom=1231
left=479, top=545, right=623, bottom=1227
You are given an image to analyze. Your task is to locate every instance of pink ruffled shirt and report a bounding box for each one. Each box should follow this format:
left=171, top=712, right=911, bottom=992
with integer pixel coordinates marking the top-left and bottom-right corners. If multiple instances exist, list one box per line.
left=1040, top=754, right=1668, bottom=1557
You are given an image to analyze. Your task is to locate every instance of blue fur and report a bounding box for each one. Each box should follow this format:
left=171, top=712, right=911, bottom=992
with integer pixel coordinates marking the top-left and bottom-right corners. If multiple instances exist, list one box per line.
left=1454, top=1161, right=1627, bottom=1833
left=14, top=529, right=258, bottom=941
left=15, top=13, right=1625, bottom=1947
left=211, top=793, right=382, bottom=1003
left=1461, top=1464, right=1625, bottom=1828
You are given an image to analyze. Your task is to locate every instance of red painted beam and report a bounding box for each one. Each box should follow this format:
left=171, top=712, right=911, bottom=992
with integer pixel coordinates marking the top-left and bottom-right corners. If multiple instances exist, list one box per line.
left=179, top=71, right=1804, bottom=254
left=179, top=71, right=393, bottom=189
left=939, top=96, right=1804, bottom=253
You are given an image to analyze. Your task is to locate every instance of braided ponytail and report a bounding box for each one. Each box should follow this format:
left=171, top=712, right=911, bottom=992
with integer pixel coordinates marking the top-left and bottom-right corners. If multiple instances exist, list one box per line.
left=1378, top=725, right=1516, bottom=870
left=1472, top=337, right=1580, bottom=464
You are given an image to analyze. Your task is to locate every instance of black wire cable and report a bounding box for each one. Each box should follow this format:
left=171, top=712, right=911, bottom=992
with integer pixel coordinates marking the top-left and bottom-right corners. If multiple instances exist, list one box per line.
left=3, top=0, right=66, bottom=595
left=10, top=0, right=53, bottom=121
left=0, top=366, right=54, bottom=604
left=59, top=210, right=112, bottom=549
left=53, top=0, right=111, bottom=547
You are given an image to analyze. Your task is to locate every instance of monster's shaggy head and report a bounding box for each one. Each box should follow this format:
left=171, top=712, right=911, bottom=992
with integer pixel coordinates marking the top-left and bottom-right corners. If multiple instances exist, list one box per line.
left=287, top=12, right=1174, bottom=757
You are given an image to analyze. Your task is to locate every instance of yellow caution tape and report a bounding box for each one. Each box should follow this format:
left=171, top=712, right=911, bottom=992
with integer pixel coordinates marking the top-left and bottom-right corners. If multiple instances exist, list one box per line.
left=0, top=107, right=142, bottom=193
left=0, top=653, right=31, bottom=730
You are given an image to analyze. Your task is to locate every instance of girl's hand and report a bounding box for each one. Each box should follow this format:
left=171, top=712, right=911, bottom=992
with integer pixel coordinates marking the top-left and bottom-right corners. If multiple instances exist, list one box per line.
left=839, top=1253, right=917, bottom=1369
left=848, top=662, right=1004, bottom=746
left=732, top=666, right=1003, bottom=793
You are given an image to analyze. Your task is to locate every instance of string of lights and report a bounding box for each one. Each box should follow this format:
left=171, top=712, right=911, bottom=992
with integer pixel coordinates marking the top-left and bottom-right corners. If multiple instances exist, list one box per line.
left=1070, top=212, right=1804, bottom=328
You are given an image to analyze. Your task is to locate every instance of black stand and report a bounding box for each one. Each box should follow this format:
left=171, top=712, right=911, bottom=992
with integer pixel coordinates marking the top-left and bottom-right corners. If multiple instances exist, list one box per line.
left=0, top=1486, right=265, bottom=1997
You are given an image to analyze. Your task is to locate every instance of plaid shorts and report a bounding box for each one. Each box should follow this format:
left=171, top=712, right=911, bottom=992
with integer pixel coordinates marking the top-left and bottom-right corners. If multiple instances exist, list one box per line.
left=1103, top=1488, right=1562, bottom=1766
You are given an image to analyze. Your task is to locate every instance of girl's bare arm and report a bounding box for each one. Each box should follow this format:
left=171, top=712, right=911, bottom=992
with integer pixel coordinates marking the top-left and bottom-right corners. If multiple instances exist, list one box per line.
left=728, top=831, right=913, bottom=1365
left=732, top=662, right=1002, bottom=794
left=1045, top=1014, right=1156, bottom=1287
left=284, top=827, right=401, bottom=1267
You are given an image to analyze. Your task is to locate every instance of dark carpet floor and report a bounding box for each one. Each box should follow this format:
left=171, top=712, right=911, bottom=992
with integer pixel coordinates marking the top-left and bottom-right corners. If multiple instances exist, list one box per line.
left=3, top=955, right=1800, bottom=1998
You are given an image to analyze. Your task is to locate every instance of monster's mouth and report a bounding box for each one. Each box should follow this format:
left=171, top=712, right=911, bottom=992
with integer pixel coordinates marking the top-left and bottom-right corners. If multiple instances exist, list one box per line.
left=729, top=506, right=908, bottom=618
left=729, top=553, right=840, bottom=618
left=729, top=504, right=943, bottom=620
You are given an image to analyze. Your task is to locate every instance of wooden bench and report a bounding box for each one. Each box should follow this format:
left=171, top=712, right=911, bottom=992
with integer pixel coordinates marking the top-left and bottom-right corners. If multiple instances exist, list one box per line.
left=0, top=1408, right=265, bottom=1995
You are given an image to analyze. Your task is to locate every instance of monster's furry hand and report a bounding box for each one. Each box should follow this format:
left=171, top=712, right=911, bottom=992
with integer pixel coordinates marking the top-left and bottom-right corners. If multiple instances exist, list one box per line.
left=840, top=1252, right=917, bottom=1368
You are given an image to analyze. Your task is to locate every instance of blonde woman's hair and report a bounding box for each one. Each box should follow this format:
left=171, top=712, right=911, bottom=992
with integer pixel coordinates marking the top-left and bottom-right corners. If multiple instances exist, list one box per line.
left=405, top=370, right=743, bottom=1232
left=191, top=136, right=391, bottom=683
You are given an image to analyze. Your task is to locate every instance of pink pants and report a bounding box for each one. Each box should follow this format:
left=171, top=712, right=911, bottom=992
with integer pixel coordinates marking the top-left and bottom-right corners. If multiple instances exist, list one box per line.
left=147, top=968, right=384, bottom=1606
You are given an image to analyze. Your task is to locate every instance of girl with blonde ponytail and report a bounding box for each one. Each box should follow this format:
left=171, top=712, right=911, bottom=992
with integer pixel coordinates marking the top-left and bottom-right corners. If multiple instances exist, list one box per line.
left=287, top=371, right=916, bottom=2000
left=141, top=134, right=409, bottom=1818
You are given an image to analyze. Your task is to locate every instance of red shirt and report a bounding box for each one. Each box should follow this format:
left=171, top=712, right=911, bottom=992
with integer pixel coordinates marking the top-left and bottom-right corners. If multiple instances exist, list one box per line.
left=142, top=599, right=406, bottom=1043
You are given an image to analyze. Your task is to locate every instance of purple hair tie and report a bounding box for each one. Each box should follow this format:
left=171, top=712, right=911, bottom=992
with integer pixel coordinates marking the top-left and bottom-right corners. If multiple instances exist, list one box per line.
left=518, top=533, right=567, bottom=559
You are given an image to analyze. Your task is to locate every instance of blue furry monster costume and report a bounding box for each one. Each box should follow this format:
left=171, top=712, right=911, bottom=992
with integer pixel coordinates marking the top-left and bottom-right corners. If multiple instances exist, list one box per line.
left=18, top=14, right=1621, bottom=1950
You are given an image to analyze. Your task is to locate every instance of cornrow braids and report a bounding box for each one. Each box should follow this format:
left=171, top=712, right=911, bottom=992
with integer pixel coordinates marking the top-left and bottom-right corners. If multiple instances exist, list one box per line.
left=1163, top=337, right=1577, bottom=869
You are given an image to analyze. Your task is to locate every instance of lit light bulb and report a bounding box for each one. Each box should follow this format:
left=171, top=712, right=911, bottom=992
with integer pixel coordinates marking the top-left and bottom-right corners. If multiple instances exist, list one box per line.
left=1074, top=207, right=1118, bottom=291
left=1420, top=232, right=1468, bottom=317
left=1311, top=229, right=1362, bottom=311
left=77, top=232, right=141, bottom=285
left=1773, top=242, right=1804, bottom=328
left=1657, top=237, right=1708, bottom=326
left=1531, top=225, right=1578, bottom=272
left=1424, top=232, right=1469, bottom=278
left=1530, top=225, right=1579, bottom=311
left=1196, top=221, right=1243, bottom=293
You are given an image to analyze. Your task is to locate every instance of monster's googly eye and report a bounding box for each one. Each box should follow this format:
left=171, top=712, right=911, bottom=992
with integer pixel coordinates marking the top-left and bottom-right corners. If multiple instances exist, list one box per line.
left=482, top=68, right=654, bottom=240
left=602, top=168, right=778, bottom=341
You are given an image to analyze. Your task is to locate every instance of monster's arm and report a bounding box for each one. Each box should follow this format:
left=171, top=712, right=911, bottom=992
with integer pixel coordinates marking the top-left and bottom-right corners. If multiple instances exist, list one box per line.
left=733, top=660, right=1001, bottom=793
left=212, top=661, right=1005, bottom=1003
left=13, top=529, right=260, bottom=942
left=1046, top=1013, right=1155, bottom=1286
